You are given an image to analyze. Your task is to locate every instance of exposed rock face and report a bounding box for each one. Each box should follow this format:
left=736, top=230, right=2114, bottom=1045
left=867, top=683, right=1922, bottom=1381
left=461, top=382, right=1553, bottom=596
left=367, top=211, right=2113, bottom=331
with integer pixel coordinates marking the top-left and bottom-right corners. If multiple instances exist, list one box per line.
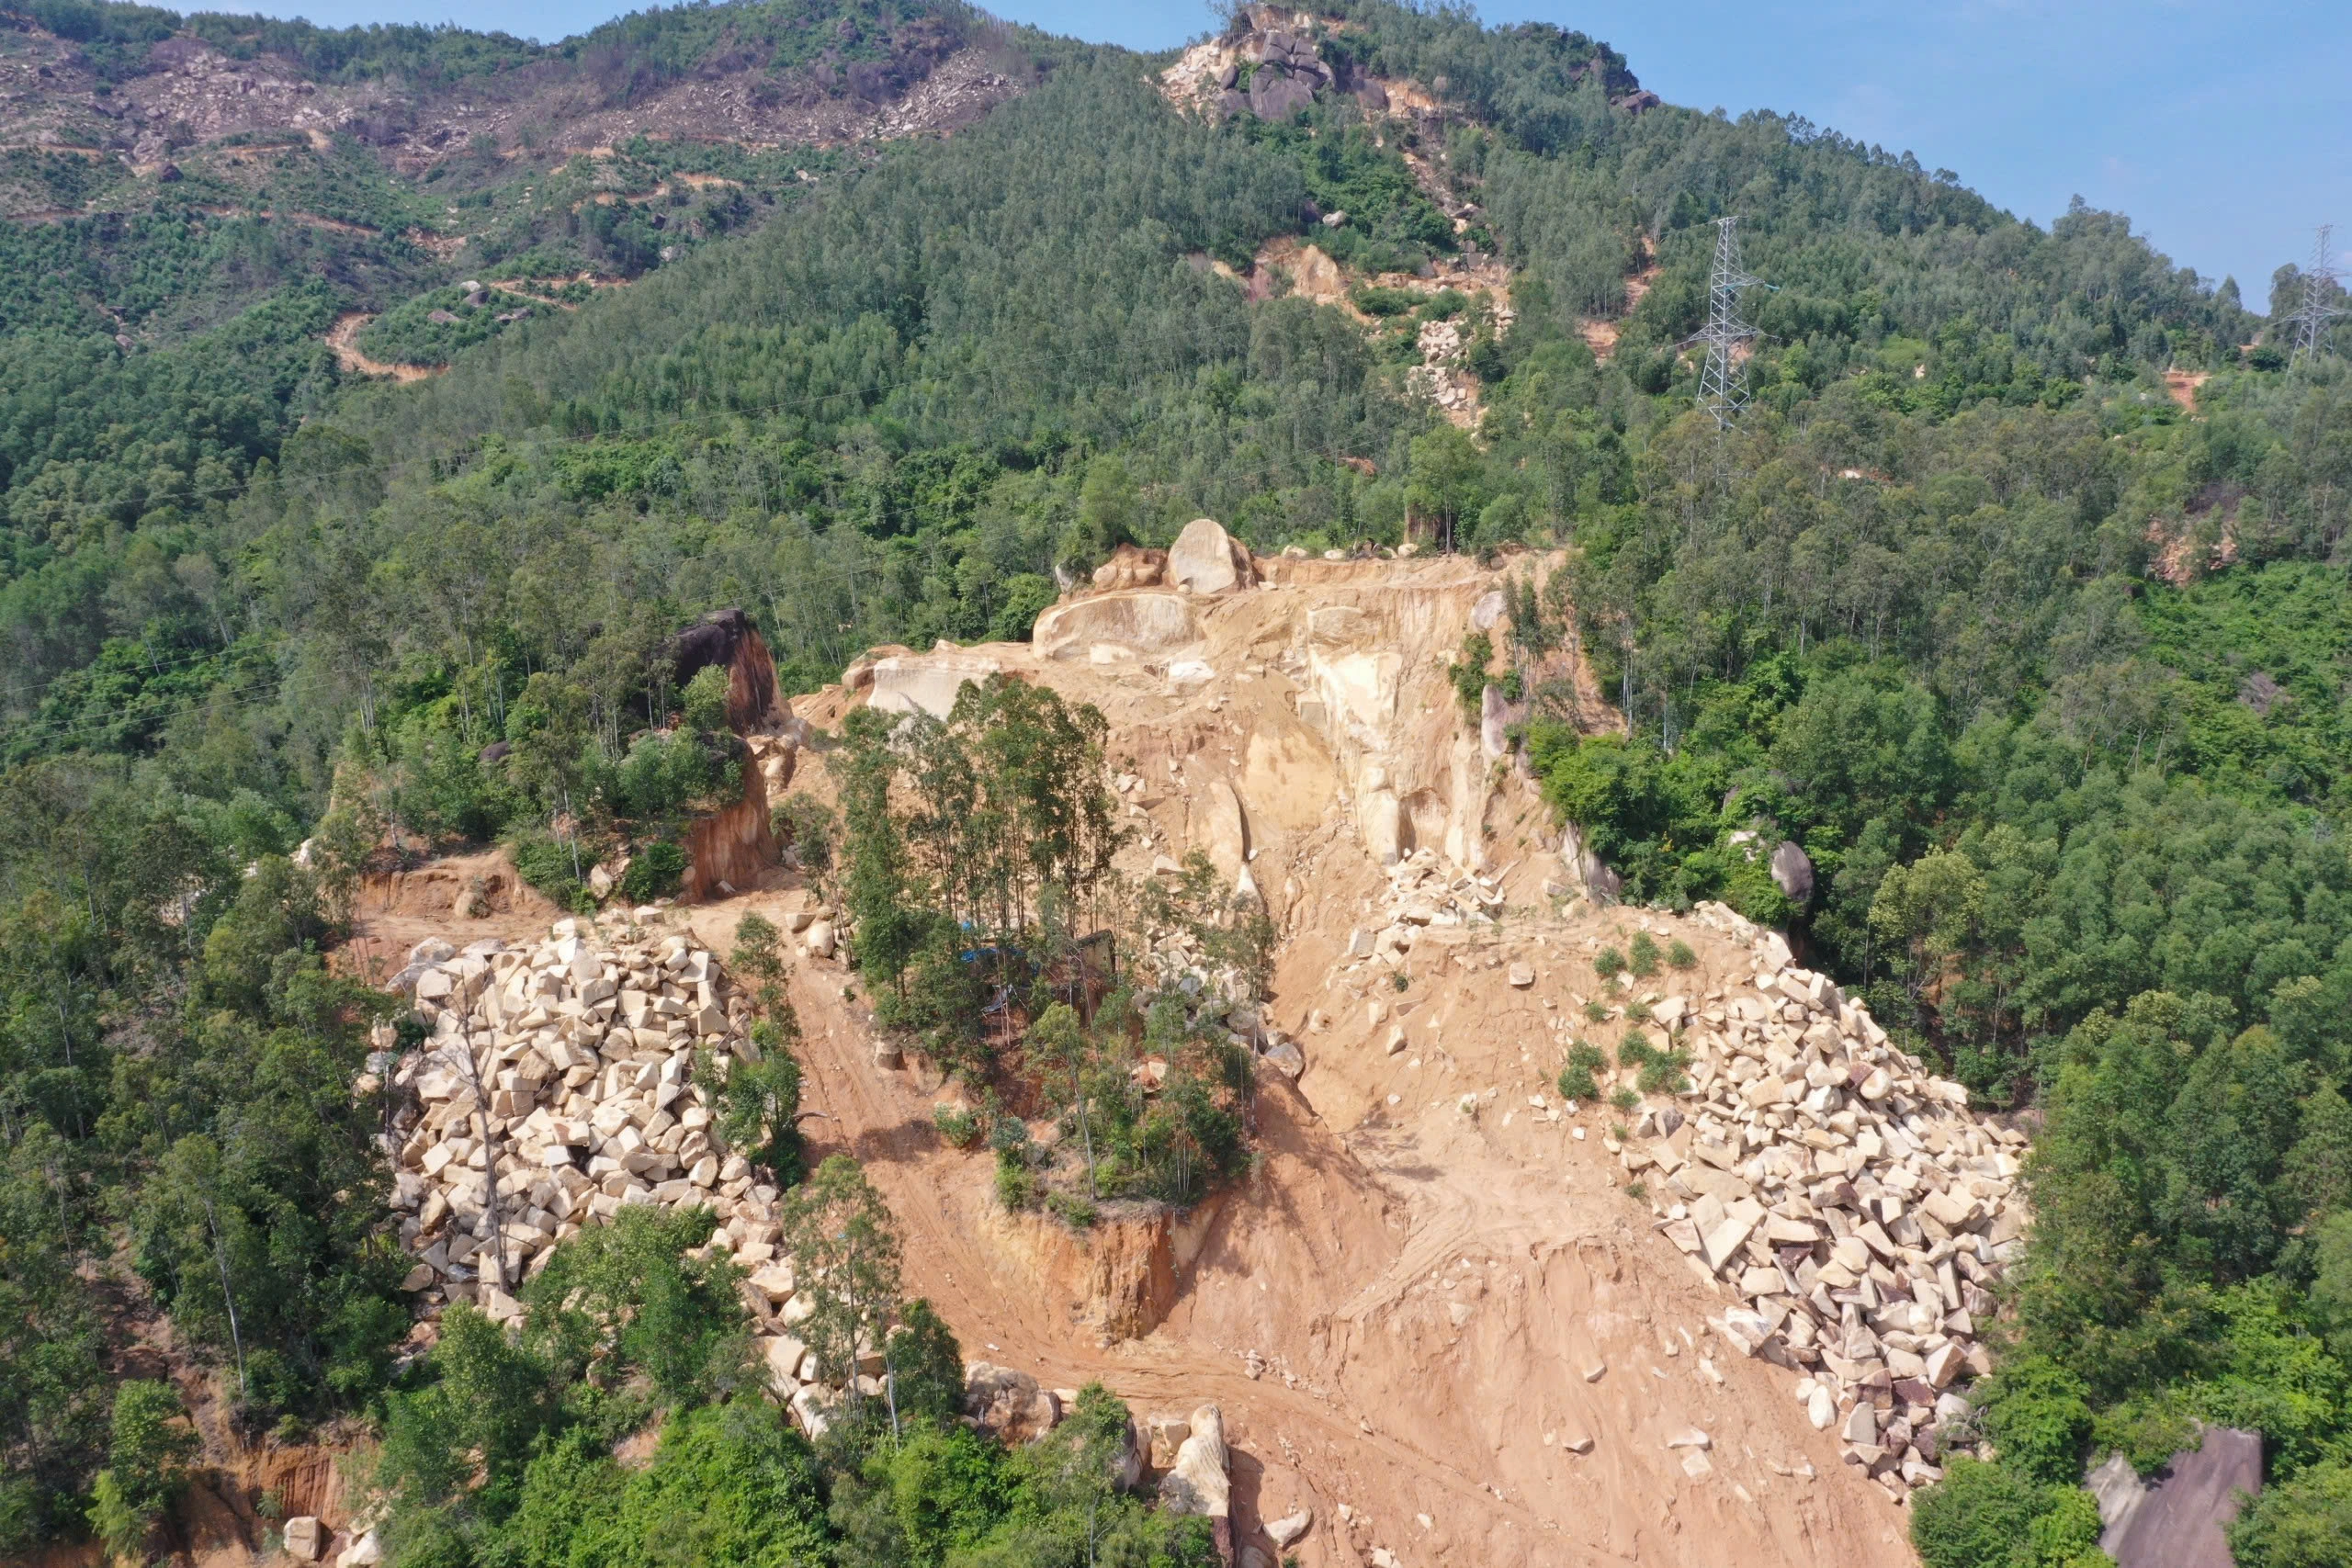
left=1167, top=517, right=1255, bottom=596
left=989, top=1202, right=1191, bottom=1343
left=683, top=739, right=778, bottom=904
left=1195, top=778, right=1255, bottom=898
left=866, top=649, right=1002, bottom=717
left=1031, top=591, right=1199, bottom=661
left=1560, top=822, right=1623, bottom=902
left=2092, top=1426, right=2262, bottom=1568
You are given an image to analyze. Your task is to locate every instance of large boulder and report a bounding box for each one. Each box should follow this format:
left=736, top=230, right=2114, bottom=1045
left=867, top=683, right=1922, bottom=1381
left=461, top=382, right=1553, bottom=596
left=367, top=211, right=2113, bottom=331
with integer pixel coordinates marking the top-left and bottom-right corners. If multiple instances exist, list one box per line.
left=1167, top=518, right=1254, bottom=596
left=1249, top=69, right=1317, bottom=119
left=1195, top=779, right=1254, bottom=897
left=1770, top=840, right=1815, bottom=901
left=1160, top=1402, right=1231, bottom=1527
left=964, top=1361, right=1061, bottom=1445
left=283, top=1517, right=325, bottom=1562
left=1091, top=544, right=1166, bottom=590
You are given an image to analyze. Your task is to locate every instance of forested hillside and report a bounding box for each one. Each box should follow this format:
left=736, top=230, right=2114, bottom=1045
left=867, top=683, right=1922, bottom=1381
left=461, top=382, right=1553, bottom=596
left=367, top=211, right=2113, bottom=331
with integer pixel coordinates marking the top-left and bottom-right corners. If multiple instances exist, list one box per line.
left=6, top=0, right=2352, bottom=1562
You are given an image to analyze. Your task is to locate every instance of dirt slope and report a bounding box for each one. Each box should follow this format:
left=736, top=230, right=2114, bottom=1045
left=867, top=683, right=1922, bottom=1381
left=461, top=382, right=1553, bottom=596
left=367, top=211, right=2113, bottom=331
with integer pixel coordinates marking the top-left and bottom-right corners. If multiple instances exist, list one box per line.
left=360, top=551, right=1922, bottom=1568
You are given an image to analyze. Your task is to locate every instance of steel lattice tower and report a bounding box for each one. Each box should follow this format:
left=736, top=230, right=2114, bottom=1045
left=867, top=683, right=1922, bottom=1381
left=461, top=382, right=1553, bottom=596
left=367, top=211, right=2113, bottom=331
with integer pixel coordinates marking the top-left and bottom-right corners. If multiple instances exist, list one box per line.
left=2288, top=224, right=2345, bottom=369
left=1696, top=216, right=1765, bottom=429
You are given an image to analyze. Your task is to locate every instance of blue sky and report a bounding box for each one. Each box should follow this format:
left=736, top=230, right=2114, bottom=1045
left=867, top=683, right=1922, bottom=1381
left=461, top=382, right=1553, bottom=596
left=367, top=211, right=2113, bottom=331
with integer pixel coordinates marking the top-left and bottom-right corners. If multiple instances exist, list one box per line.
left=225, top=0, right=2349, bottom=308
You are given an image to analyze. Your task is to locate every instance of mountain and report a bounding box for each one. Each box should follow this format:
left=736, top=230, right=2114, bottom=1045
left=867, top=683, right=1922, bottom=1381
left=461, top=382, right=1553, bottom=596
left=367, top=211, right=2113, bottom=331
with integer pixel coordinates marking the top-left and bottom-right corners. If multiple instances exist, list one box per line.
left=5, top=2, right=2352, bottom=1565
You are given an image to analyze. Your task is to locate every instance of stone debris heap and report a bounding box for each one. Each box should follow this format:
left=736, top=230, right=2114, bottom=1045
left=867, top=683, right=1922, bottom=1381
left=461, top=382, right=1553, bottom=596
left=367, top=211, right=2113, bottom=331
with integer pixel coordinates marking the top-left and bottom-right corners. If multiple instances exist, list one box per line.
left=1341, top=846, right=1509, bottom=967
left=1615, top=908, right=2028, bottom=1507
left=381, top=918, right=785, bottom=1322
left=379, top=919, right=1236, bottom=1463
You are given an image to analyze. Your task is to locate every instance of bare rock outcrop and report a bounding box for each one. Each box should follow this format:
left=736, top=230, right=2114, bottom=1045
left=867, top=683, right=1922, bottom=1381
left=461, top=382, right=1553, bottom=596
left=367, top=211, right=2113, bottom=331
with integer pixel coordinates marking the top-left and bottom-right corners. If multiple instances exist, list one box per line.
left=1159, top=1402, right=1233, bottom=1557
left=1167, top=517, right=1257, bottom=596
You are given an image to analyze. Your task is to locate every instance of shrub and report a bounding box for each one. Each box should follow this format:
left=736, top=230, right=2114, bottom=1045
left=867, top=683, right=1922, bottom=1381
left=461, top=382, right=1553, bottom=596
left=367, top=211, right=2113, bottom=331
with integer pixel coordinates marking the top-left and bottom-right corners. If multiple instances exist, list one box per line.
left=1637, top=1044, right=1692, bottom=1095
left=1557, top=1042, right=1606, bottom=1103
left=932, top=1106, right=981, bottom=1147
left=1046, top=1191, right=1098, bottom=1229
left=1910, top=1458, right=2051, bottom=1568
left=1610, top=1087, right=1639, bottom=1113
left=88, top=1382, right=195, bottom=1561
left=1581, top=999, right=1611, bottom=1023
left=1453, top=632, right=1494, bottom=715
left=989, top=573, right=1058, bottom=641
left=1975, top=1357, right=2095, bottom=1488
left=682, top=664, right=731, bottom=734
left=993, top=1146, right=1038, bottom=1211
left=509, top=829, right=593, bottom=910
left=1627, top=932, right=1659, bottom=977
left=2231, top=1458, right=2352, bottom=1568
left=619, top=840, right=685, bottom=902
left=1593, top=946, right=1625, bottom=981
left=604, top=730, right=722, bottom=822
left=1667, top=938, right=1697, bottom=970
left=771, top=793, right=836, bottom=872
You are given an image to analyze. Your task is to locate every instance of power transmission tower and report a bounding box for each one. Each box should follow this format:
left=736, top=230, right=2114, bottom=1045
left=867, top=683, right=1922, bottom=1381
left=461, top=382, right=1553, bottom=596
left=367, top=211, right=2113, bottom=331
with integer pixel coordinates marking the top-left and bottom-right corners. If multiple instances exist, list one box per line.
left=1696, top=216, right=1766, bottom=429
left=2287, top=224, right=2345, bottom=370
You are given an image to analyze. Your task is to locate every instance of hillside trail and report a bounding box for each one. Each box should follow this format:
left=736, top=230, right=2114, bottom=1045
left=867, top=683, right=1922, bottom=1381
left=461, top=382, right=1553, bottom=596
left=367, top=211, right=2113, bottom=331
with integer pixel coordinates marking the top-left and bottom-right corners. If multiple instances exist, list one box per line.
left=326, top=311, right=440, bottom=382
left=360, top=549, right=1919, bottom=1568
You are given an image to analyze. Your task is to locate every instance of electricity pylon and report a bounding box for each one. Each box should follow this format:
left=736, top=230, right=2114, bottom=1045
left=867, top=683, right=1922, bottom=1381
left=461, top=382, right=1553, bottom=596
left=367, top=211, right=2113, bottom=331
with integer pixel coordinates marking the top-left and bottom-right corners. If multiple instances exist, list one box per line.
left=2287, top=224, right=2344, bottom=370
left=1696, top=216, right=1766, bottom=429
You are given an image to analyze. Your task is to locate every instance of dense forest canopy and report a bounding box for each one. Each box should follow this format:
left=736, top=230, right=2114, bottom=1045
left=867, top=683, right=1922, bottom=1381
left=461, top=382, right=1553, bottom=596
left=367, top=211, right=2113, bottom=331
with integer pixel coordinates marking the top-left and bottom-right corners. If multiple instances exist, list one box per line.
left=6, top=0, right=2352, bottom=1561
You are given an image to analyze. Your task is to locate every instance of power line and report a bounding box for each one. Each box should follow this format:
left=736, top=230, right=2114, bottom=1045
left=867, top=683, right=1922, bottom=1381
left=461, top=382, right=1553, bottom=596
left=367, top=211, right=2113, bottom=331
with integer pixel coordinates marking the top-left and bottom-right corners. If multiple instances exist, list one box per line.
left=2288, top=223, right=2344, bottom=371
left=1695, top=216, right=1767, bottom=431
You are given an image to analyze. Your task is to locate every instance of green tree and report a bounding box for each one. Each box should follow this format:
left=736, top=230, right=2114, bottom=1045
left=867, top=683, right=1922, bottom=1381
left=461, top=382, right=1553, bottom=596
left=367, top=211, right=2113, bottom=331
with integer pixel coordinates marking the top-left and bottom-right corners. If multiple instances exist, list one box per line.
left=1407, top=423, right=1484, bottom=553
left=1032, top=1003, right=1101, bottom=1199
left=776, top=1156, right=903, bottom=1420
left=87, top=1382, right=197, bottom=1562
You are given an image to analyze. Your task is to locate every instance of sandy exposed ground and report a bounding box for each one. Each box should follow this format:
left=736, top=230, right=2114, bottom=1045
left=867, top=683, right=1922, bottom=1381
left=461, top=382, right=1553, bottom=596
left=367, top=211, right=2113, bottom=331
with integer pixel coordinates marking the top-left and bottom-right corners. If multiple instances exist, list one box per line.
left=357, top=553, right=1924, bottom=1568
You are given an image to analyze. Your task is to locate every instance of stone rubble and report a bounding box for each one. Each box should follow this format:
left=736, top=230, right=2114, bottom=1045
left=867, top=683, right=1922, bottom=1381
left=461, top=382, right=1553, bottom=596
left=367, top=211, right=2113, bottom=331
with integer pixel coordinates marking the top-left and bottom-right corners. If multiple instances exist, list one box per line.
left=1615, top=901, right=2027, bottom=1507
left=378, top=915, right=897, bottom=1438
left=1341, top=846, right=1508, bottom=970
left=381, top=918, right=777, bottom=1314
left=380, top=917, right=1241, bottom=1474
